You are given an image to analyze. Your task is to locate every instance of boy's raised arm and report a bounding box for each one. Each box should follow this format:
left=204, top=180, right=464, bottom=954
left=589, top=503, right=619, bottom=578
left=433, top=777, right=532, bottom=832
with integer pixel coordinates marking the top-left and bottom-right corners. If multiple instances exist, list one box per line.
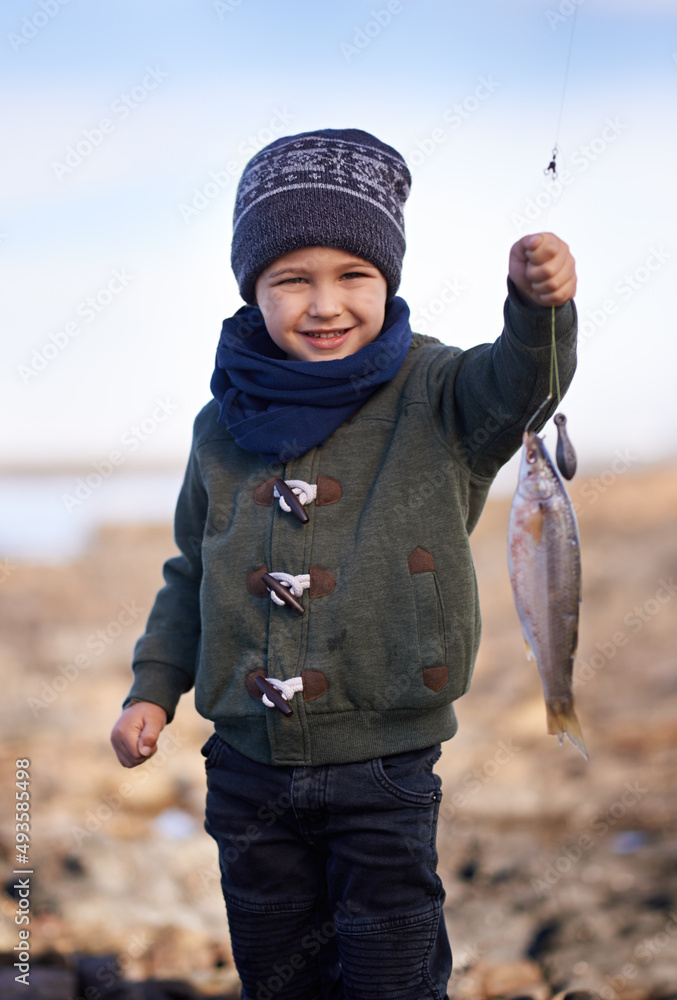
left=426, top=232, right=578, bottom=480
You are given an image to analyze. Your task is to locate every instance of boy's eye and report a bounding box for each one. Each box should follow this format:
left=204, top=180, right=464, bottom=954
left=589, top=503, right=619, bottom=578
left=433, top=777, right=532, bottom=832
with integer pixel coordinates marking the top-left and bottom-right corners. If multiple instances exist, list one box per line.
left=276, top=272, right=368, bottom=285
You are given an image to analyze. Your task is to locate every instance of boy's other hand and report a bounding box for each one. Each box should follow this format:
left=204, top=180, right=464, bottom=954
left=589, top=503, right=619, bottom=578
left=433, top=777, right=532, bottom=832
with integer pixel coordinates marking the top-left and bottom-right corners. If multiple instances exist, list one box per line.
left=509, top=232, right=577, bottom=307
left=110, top=701, right=168, bottom=768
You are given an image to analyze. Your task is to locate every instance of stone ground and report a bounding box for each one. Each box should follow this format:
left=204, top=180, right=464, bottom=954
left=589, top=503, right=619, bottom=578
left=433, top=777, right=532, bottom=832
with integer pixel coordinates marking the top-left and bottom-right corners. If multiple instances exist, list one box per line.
left=0, top=462, right=676, bottom=998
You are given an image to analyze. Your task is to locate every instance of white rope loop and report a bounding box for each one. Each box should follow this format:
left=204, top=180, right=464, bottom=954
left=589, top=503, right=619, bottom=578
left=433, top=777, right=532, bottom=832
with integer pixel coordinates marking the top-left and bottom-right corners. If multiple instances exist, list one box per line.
left=261, top=676, right=304, bottom=709
left=267, top=571, right=310, bottom=606
left=274, top=479, right=318, bottom=513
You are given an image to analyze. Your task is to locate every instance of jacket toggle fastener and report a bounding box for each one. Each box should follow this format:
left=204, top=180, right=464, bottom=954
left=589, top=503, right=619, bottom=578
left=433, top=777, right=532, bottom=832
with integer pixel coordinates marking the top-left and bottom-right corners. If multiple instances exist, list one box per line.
left=273, top=478, right=313, bottom=523
left=261, top=572, right=309, bottom=614
left=255, top=675, right=304, bottom=716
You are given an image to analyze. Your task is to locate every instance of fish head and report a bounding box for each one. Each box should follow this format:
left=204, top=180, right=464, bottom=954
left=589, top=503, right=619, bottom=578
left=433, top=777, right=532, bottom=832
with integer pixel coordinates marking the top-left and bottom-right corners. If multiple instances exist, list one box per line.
left=516, top=431, right=559, bottom=501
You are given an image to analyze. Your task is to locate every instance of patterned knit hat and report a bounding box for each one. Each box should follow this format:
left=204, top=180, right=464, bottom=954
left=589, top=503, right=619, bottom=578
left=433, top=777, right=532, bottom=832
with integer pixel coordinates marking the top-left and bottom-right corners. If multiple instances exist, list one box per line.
left=231, top=128, right=412, bottom=305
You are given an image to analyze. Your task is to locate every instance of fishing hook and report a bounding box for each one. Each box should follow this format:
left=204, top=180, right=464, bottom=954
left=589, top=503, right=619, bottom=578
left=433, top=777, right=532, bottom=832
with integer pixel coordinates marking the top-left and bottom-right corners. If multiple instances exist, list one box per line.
left=525, top=395, right=552, bottom=434
left=543, top=146, right=558, bottom=178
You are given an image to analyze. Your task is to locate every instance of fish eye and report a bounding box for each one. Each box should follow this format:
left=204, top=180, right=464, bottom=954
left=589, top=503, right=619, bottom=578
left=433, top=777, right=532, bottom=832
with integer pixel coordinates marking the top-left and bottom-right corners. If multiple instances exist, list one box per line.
left=526, top=449, right=537, bottom=464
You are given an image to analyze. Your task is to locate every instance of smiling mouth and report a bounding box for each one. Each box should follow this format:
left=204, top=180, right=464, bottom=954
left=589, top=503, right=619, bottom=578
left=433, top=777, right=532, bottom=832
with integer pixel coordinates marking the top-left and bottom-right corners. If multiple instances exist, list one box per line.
left=299, top=328, right=351, bottom=340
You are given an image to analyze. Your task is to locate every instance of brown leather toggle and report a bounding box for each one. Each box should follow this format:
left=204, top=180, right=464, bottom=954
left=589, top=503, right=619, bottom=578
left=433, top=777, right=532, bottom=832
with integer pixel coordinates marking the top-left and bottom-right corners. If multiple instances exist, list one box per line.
left=261, top=573, right=305, bottom=615
left=274, top=478, right=309, bottom=523
left=255, top=676, right=294, bottom=716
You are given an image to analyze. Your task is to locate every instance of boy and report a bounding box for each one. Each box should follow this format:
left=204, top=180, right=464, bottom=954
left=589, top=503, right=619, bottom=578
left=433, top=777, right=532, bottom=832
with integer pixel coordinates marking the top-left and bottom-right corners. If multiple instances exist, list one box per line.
left=111, top=128, right=577, bottom=1000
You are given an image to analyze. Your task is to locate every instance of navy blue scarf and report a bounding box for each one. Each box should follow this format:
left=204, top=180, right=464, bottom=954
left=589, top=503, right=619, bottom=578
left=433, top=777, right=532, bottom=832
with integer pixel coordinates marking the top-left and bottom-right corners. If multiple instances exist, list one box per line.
left=210, top=297, right=412, bottom=462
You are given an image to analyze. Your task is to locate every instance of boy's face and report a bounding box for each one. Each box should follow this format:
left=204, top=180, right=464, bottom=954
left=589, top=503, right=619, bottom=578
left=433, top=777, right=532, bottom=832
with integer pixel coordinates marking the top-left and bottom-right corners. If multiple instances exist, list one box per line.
left=254, top=246, right=388, bottom=362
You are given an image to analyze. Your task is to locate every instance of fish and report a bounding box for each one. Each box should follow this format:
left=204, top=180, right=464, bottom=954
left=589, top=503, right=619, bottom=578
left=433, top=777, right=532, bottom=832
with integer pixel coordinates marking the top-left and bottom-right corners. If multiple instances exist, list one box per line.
left=507, top=429, right=587, bottom=759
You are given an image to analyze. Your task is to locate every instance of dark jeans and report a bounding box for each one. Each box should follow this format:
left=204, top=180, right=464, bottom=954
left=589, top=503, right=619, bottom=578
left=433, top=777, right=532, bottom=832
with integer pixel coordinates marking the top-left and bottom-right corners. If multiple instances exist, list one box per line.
left=202, top=733, right=451, bottom=1000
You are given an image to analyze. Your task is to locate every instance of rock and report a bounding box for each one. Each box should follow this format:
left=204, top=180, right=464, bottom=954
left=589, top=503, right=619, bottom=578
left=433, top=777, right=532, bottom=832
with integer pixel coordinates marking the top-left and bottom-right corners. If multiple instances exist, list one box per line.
left=551, top=993, right=600, bottom=1000
left=0, top=952, right=241, bottom=1000
left=482, top=960, right=549, bottom=997
left=451, top=960, right=550, bottom=999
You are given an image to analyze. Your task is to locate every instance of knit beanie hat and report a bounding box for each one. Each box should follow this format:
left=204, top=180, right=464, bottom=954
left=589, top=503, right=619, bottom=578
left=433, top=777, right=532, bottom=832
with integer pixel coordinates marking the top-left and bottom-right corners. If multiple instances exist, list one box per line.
left=230, top=128, right=412, bottom=305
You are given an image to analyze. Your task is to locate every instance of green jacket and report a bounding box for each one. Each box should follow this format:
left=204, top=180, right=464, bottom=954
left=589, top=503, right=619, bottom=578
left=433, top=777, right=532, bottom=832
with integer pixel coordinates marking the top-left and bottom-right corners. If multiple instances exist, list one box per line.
left=123, top=282, right=577, bottom=766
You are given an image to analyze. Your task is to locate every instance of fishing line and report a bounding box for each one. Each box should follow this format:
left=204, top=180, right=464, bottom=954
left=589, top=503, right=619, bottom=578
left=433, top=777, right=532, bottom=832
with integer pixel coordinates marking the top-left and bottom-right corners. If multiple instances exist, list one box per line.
left=549, top=305, right=561, bottom=406
left=545, top=4, right=580, bottom=183
left=525, top=8, right=580, bottom=479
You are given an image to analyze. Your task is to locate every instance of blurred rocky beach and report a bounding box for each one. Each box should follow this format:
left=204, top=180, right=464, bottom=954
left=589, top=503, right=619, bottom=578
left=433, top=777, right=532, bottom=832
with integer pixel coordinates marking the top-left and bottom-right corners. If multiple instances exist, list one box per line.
left=1, top=462, right=676, bottom=999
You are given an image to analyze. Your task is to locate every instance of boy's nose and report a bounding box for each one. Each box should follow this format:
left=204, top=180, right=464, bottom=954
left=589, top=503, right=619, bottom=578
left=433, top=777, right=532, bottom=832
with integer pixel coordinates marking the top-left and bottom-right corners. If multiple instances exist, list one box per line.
left=307, top=285, right=342, bottom=318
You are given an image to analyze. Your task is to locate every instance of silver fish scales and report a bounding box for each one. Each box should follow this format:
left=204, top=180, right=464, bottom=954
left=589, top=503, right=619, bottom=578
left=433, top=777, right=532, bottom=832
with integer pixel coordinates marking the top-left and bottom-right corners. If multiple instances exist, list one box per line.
left=507, top=430, right=587, bottom=758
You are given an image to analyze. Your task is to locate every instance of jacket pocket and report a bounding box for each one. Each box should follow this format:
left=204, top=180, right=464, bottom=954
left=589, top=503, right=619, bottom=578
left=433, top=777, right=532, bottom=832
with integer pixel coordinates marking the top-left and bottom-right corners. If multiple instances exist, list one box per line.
left=408, top=547, right=447, bottom=672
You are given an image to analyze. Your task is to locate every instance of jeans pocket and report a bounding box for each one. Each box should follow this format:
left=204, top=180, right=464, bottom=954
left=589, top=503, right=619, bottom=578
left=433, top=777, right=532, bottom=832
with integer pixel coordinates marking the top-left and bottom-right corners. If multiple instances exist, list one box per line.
left=371, top=744, right=442, bottom=804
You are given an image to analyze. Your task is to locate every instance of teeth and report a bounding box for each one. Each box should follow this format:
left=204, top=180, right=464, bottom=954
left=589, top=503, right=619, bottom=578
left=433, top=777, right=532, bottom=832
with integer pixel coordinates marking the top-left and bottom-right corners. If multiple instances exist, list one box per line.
left=306, top=330, right=346, bottom=339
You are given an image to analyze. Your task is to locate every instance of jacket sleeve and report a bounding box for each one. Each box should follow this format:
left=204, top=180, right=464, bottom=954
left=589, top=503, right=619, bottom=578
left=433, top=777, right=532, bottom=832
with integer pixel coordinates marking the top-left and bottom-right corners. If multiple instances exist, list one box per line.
left=426, top=277, right=578, bottom=479
left=121, top=430, right=207, bottom=723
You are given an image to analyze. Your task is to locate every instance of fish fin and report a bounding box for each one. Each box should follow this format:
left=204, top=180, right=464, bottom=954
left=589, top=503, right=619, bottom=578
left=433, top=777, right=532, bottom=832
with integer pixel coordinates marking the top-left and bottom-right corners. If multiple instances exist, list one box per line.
left=546, top=701, right=589, bottom=761
left=523, top=639, right=535, bottom=662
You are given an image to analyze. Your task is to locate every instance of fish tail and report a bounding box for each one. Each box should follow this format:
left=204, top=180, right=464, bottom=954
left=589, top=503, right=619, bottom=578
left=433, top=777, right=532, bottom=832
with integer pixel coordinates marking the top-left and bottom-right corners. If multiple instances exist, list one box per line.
left=546, top=701, right=588, bottom=760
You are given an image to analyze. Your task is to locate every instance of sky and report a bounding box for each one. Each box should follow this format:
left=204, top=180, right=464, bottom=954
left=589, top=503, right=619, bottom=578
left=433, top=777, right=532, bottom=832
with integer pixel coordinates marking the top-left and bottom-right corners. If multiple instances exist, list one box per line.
left=2, top=0, right=676, bottom=498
